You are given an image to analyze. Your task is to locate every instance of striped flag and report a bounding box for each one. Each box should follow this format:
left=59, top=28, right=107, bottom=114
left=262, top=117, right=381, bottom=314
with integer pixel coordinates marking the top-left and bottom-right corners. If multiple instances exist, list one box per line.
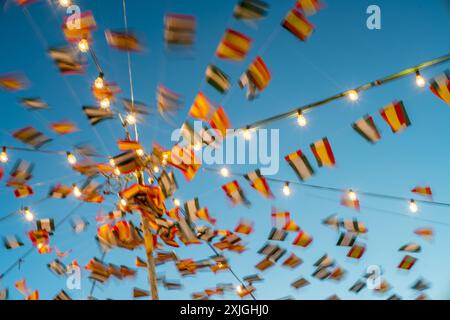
left=14, top=185, right=33, bottom=198
left=105, top=30, right=142, bottom=52
left=296, top=0, right=322, bottom=16
left=222, top=181, right=250, bottom=206
left=3, top=235, right=24, bottom=250
left=112, top=151, right=142, bottom=174
left=50, top=121, right=78, bottom=135
left=347, top=244, right=366, bottom=259
left=62, top=11, right=96, bottom=43
left=234, top=0, right=268, bottom=20
left=341, top=219, right=367, bottom=234
left=123, top=99, right=148, bottom=115
left=164, top=14, right=196, bottom=45
left=169, top=144, right=201, bottom=181
left=247, top=56, right=271, bottom=92
left=314, top=254, right=334, bottom=268
left=0, top=73, right=28, bottom=91
left=310, top=137, right=336, bottom=167
left=312, top=267, right=331, bottom=280
left=398, top=255, right=417, bottom=270
left=206, top=65, right=230, bottom=94
left=380, top=100, right=411, bottom=133
left=209, top=106, right=232, bottom=138
left=282, top=9, right=314, bottom=41
left=234, top=219, right=254, bottom=235
left=399, top=243, right=421, bottom=253
left=184, top=198, right=201, bottom=222
left=189, top=92, right=215, bottom=121
left=329, top=266, right=345, bottom=281
left=349, top=280, right=366, bottom=294
left=291, top=277, right=310, bottom=289
left=49, top=47, right=85, bottom=75
left=285, top=150, right=314, bottom=181
left=36, top=218, right=55, bottom=233
left=13, top=126, right=52, bottom=149
left=157, top=171, right=178, bottom=198
left=48, top=260, right=67, bottom=276
left=411, top=186, right=433, bottom=198
left=117, top=140, right=143, bottom=151
left=352, top=115, right=381, bottom=143
left=336, top=232, right=356, bottom=247
left=54, top=290, right=72, bottom=301
left=268, top=228, right=288, bottom=241
left=82, top=106, right=114, bottom=126
left=157, top=85, right=182, bottom=114
left=411, top=279, right=430, bottom=291
left=271, top=210, right=299, bottom=232
left=282, top=253, right=303, bottom=269
left=429, top=70, right=450, bottom=105
left=244, top=169, right=273, bottom=199
left=292, top=230, right=313, bottom=247
left=20, top=98, right=48, bottom=110
left=414, top=227, right=433, bottom=240
left=216, top=29, right=252, bottom=61
left=255, top=258, right=275, bottom=271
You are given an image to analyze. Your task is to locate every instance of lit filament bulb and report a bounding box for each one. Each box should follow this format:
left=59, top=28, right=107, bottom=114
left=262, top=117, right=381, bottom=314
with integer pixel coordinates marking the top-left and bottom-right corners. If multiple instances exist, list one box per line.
left=220, top=167, right=229, bottom=177
left=173, top=198, right=181, bottom=207
left=153, top=166, right=160, bottom=174
left=0, top=147, right=8, bottom=163
left=100, top=98, right=110, bottom=109
left=67, top=152, right=77, bottom=165
left=283, top=182, right=291, bottom=196
left=120, top=198, right=128, bottom=207
left=415, top=71, right=426, bottom=88
left=24, top=208, right=34, bottom=222
left=126, top=113, right=137, bottom=125
left=409, top=199, right=418, bottom=213
left=347, top=90, right=359, bottom=102
left=297, top=111, right=307, bottom=127
left=94, top=73, right=104, bottom=89
left=114, top=167, right=121, bottom=176
left=78, top=39, right=89, bottom=53
left=348, top=189, right=357, bottom=201
left=136, top=149, right=145, bottom=157
left=59, top=0, right=71, bottom=7
left=73, top=185, right=82, bottom=198
left=243, top=128, right=252, bottom=141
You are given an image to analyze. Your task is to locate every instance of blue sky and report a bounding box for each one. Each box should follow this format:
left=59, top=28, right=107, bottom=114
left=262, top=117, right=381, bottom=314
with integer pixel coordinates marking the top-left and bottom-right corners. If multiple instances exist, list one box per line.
left=0, top=0, right=450, bottom=300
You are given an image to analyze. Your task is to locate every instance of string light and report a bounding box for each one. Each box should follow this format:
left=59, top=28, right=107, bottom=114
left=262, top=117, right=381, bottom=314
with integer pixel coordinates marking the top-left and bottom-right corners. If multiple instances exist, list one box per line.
left=409, top=199, right=419, bottom=213
left=161, top=158, right=168, bottom=166
left=348, top=189, right=357, bottom=201
left=415, top=71, right=426, bottom=88
left=109, top=158, right=116, bottom=167
left=282, top=182, right=291, bottom=196
left=347, top=90, right=359, bottom=102
left=0, top=147, right=8, bottom=163
left=58, top=0, right=71, bottom=7
left=23, top=207, right=34, bottom=222
left=173, top=198, right=181, bottom=207
left=78, top=39, right=89, bottom=53
left=242, top=127, right=252, bottom=141
left=297, top=111, right=307, bottom=127
left=114, top=167, right=121, bottom=176
left=136, top=149, right=145, bottom=157
left=120, top=198, right=128, bottom=207
left=100, top=98, right=110, bottom=109
left=66, top=152, right=77, bottom=165
left=72, top=184, right=82, bottom=198
left=126, top=113, right=137, bottom=125
left=220, top=167, right=230, bottom=177
left=153, top=166, right=160, bottom=174
left=94, top=73, right=105, bottom=89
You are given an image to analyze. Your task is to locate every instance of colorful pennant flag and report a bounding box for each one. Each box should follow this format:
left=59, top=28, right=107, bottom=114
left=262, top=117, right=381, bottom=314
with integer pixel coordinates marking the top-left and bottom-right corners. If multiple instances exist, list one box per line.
left=380, top=100, right=411, bottom=133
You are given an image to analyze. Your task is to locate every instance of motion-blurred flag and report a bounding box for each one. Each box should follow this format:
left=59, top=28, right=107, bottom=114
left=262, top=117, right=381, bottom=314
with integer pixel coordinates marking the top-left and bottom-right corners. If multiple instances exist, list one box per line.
left=398, top=255, right=417, bottom=270
left=0, top=73, right=28, bottom=91
left=7, top=160, right=33, bottom=188
left=310, top=137, right=336, bottom=167
left=63, top=11, right=96, bottom=43
left=216, top=29, right=252, bottom=61
left=48, top=260, right=66, bottom=276
left=50, top=121, right=78, bottom=135
left=117, top=140, right=143, bottom=151
left=36, top=218, right=55, bottom=234
left=239, top=56, right=271, bottom=100
left=292, top=230, right=313, bottom=247
left=206, top=65, right=230, bottom=94
left=169, top=144, right=201, bottom=181
left=54, top=290, right=72, bottom=301
left=352, top=115, right=381, bottom=143
left=411, top=186, right=433, bottom=198
left=49, top=47, right=85, bottom=75
left=49, top=184, right=73, bottom=199
left=112, top=151, right=142, bottom=174
left=158, top=171, right=177, bottom=198
left=184, top=198, right=200, bottom=222
left=13, top=126, right=52, bottom=149
left=164, top=14, right=196, bottom=45
left=341, top=219, right=367, bottom=234
left=14, top=185, right=33, bottom=199
left=244, top=169, right=273, bottom=199
left=123, top=98, right=148, bottom=115
left=282, top=253, right=303, bottom=269
left=0, top=289, right=8, bottom=300
left=399, top=243, right=421, bottom=253
left=314, top=254, right=334, bottom=268
left=3, top=235, right=24, bottom=250
left=429, top=70, right=450, bottom=105
left=105, top=30, right=142, bottom=51
left=157, top=85, right=183, bottom=115
left=82, top=106, right=114, bottom=126
left=296, top=0, right=322, bottom=16
left=210, top=107, right=232, bottom=138
left=380, top=100, right=411, bottom=133
left=271, top=210, right=299, bottom=232
left=282, top=8, right=314, bottom=41
left=234, top=219, right=254, bottom=235
left=93, top=82, right=121, bottom=103
left=222, top=181, right=250, bottom=206
left=336, top=232, right=356, bottom=247
left=26, top=291, right=39, bottom=300
left=411, top=278, right=430, bottom=291
left=322, top=215, right=340, bottom=229
left=414, top=227, right=433, bottom=241
left=71, top=217, right=89, bottom=233
left=291, top=277, right=310, bottom=289
left=234, top=0, right=268, bottom=20
left=285, top=150, right=314, bottom=181
left=349, top=280, right=366, bottom=294
left=189, top=92, right=215, bottom=121
left=268, top=228, right=288, bottom=241
left=20, top=98, right=49, bottom=110
left=347, top=244, right=366, bottom=259
left=133, top=288, right=150, bottom=298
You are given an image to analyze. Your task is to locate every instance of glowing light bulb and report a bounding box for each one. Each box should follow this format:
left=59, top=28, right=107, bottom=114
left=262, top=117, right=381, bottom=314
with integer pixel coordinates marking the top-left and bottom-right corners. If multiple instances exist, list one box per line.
left=136, top=149, right=145, bottom=157
left=173, top=198, right=181, bottom=207
left=67, top=152, right=77, bottom=165
left=415, top=72, right=426, bottom=88
left=409, top=199, right=418, bottom=213
left=0, top=147, right=8, bottom=163
left=100, top=98, right=110, bottom=109
left=236, top=285, right=243, bottom=294
left=220, top=167, right=229, bottom=177
left=193, top=143, right=202, bottom=151
left=283, top=182, right=291, bottom=196
left=73, top=185, right=82, bottom=198
left=243, top=129, right=252, bottom=141
left=59, top=0, right=71, bottom=7
left=162, top=159, right=168, bottom=166
left=109, top=158, right=116, bottom=167
left=126, top=113, right=137, bottom=125
left=297, top=112, right=307, bottom=127
left=120, top=198, right=127, bottom=207
left=347, top=90, right=359, bottom=102
left=78, top=39, right=89, bottom=53
left=94, top=74, right=104, bottom=89
left=24, top=208, right=34, bottom=222
left=348, top=190, right=357, bottom=201
left=153, top=166, right=160, bottom=173
left=114, top=167, right=121, bottom=176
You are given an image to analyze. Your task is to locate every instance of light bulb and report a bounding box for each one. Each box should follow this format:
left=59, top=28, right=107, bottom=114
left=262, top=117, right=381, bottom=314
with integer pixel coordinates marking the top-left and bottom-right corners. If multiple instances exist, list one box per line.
left=136, top=149, right=145, bottom=157
left=243, top=129, right=252, bottom=141
left=78, top=39, right=89, bottom=53
left=120, top=198, right=127, bottom=206
left=114, top=167, right=121, bottom=176
left=347, top=90, right=359, bottom=102
left=297, top=112, right=307, bottom=127
left=409, top=199, right=418, bottom=213
left=415, top=72, right=426, bottom=88
left=153, top=166, right=160, bottom=174
left=73, top=185, right=82, bottom=198
left=348, top=190, right=357, bottom=201
left=24, top=208, right=34, bottom=222
left=126, top=113, right=137, bottom=125
left=67, top=152, right=77, bottom=165
left=100, top=98, right=110, bottom=109
left=173, top=198, right=181, bottom=207
left=193, top=143, right=202, bottom=151
left=94, top=74, right=104, bottom=89
left=161, top=159, right=168, bottom=166
left=59, top=0, right=71, bottom=7
left=283, top=183, right=291, bottom=196
left=0, top=147, right=8, bottom=163
left=220, top=167, right=229, bottom=177
left=109, top=158, right=116, bottom=167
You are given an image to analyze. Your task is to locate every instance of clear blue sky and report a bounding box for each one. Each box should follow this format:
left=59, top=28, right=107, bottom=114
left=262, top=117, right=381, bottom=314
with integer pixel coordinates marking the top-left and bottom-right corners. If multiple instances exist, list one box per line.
left=0, top=0, right=450, bottom=300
